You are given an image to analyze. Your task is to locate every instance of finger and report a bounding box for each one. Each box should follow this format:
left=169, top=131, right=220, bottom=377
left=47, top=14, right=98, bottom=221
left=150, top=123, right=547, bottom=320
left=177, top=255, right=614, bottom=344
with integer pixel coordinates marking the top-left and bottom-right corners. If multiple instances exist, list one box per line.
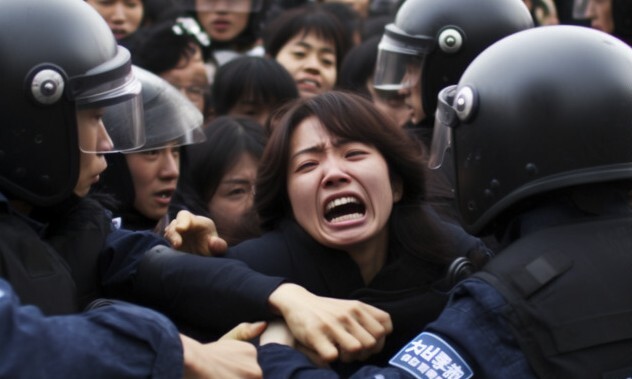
left=165, top=230, right=183, bottom=249
left=360, top=304, right=393, bottom=334
left=174, top=210, right=194, bottom=232
left=305, top=332, right=341, bottom=362
left=350, top=308, right=391, bottom=346
left=219, top=321, right=267, bottom=341
left=209, top=236, right=228, bottom=255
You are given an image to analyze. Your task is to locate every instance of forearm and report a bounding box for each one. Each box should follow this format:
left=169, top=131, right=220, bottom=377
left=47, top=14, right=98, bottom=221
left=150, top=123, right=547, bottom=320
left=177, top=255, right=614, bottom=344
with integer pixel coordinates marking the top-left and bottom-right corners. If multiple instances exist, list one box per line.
left=133, top=245, right=285, bottom=333
left=0, top=281, right=183, bottom=378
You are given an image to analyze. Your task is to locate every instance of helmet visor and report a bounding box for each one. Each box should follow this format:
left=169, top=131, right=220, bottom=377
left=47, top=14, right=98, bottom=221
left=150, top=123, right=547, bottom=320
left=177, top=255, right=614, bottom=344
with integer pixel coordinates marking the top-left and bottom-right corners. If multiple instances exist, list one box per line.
left=76, top=73, right=145, bottom=153
left=71, top=46, right=145, bottom=153
left=116, top=67, right=207, bottom=153
left=429, top=86, right=458, bottom=169
left=374, top=25, right=431, bottom=91
left=181, top=0, right=263, bottom=12
left=374, top=49, right=424, bottom=91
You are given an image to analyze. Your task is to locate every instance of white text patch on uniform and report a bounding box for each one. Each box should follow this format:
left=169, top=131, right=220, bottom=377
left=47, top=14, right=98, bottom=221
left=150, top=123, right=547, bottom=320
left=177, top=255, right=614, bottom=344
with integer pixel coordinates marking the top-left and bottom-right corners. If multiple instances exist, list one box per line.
left=388, top=332, right=473, bottom=379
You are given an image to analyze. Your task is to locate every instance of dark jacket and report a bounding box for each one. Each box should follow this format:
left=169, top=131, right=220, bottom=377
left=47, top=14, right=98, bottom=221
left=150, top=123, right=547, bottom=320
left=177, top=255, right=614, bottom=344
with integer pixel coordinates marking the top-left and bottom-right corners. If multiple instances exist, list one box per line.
left=0, top=192, right=184, bottom=377
left=226, top=218, right=485, bottom=374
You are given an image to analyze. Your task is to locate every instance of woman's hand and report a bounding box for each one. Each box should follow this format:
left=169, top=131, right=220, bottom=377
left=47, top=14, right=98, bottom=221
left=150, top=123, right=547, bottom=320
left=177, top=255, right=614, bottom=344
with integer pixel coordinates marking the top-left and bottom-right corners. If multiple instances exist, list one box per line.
left=164, top=210, right=228, bottom=256
left=268, top=283, right=392, bottom=363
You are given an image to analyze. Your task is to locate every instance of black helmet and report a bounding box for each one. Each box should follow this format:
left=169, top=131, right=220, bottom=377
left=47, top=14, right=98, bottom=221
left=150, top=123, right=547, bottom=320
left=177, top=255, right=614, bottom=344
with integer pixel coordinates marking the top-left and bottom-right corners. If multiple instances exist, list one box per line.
left=374, top=0, right=533, bottom=117
left=431, top=26, right=632, bottom=234
left=0, top=0, right=145, bottom=207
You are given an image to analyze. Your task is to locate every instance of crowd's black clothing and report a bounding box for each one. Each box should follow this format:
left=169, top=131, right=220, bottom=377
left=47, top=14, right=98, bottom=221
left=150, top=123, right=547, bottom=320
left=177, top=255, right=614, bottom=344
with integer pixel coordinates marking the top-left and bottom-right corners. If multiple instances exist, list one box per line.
left=226, top=214, right=490, bottom=374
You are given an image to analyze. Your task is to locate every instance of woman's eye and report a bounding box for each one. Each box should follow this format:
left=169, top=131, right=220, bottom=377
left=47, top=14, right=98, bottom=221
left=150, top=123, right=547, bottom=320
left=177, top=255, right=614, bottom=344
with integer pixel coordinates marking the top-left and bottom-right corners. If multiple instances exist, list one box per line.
left=296, top=161, right=316, bottom=172
left=292, top=51, right=306, bottom=58
left=346, top=150, right=367, bottom=158
left=228, top=188, right=247, bottom=196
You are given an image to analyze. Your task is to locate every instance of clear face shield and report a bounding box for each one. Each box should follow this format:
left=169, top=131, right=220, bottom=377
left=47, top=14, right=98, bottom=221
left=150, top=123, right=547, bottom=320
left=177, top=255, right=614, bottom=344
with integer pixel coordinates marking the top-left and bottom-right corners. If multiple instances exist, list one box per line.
left=374, top=30, right=428, bottom=93
left=374, top=49, right=424, bottom=92
left=180, top=0, right=263, bottom=13
left=72, top=47, right=145, bottom=153
left=107, top=66, right=206, bottom=154
left=429, top=85, right=478, bottom=170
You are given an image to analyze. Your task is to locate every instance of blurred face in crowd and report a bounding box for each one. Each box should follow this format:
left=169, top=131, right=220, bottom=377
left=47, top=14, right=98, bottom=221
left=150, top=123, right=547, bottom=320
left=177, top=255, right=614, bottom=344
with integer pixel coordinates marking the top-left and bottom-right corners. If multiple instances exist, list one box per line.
left=86, top=0, right=144, bottom=41
left=396, top=62, right=424, bottom=124
left=322, top=0, right=369, bottom=18
left=75, top=108, right=112, bottom=197
left=160, top=45, right=209, bottom=114
left=126, top=144, right=180, bottom=220
left=207, top=152, right=258, bottom=242
left=195, top=0, right=250, bottom=43
left=367, top=82, right=411, bottom=128
left=275, top=32, right=337, bottom=98
left=585, top=0, right=614, bottom=34
left=286, top=116, right=401, bottom=256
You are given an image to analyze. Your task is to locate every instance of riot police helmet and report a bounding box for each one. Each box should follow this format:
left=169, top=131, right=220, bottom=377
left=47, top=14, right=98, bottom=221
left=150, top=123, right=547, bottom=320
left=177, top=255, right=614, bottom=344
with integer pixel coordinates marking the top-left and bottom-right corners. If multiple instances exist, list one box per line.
left=430, top=26, right=632, bottom=234
left=0, top=0, right=145, bottom=206
left=374, top=0, right=534, bottom=118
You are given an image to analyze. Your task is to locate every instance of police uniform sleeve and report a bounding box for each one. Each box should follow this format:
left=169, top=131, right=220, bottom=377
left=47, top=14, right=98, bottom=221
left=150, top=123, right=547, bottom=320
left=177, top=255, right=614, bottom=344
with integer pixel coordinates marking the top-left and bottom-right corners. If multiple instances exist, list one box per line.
left=257, top=343, right=418, bottom=379
left=0, top=278, right=184, bottom=378
left=101, top=228, right=286, bottom=334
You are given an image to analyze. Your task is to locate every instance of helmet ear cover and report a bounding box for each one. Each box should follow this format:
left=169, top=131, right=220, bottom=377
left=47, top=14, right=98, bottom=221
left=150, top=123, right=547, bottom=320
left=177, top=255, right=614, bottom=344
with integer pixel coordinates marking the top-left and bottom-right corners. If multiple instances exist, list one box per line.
left=437, top=26, right=464, bottom=54
left=27, top=65, right=67, bottom=106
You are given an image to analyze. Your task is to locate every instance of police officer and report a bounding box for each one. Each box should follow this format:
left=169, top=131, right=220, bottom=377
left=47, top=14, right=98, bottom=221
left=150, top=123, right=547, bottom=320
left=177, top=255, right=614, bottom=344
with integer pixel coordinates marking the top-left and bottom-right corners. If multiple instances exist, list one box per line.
left=373, top=0, right=534, bottom=228
left=256, top=24, right=632, bottom=379
left=0, top=0, right=392, bottom=377
left=416, top=24, right=632, bottom=378
left=93, top=65, right=207, bottom=232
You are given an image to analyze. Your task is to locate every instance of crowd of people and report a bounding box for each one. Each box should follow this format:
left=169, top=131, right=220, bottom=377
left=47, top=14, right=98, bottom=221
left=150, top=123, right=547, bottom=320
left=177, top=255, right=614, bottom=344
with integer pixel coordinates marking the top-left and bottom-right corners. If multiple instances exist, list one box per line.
left=1, top=0, right=631, bottom=378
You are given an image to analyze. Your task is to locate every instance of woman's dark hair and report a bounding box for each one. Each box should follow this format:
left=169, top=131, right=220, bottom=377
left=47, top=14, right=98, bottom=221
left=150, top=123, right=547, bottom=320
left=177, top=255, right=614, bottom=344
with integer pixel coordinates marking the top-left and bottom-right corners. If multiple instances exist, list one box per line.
left=172, top=116, right=267, bottom=241
left=211, top=56, right=298, bottom=115
left=263, top=4, right=352, bottom=75
left=130, top=19, right=203, bottom=74
left=256, top=91, right=454, bottom=265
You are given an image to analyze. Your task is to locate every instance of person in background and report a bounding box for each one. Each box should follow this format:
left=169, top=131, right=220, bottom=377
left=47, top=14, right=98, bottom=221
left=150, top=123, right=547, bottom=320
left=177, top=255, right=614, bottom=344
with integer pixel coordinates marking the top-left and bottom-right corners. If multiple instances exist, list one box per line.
left=209, top=56, right=299, bottom=125
left=263, top=4, right=352, bottom=98
left=177, top=0, right=267, bottom=70
left=523, top=0, right=560, bottom=25
left=581, top=0, right=632, bottom=45
left=171, top=116, right=267, bottom=246
left=93, top=66, right=206, bottom=232
left=321, top=0, right=370, bottom=19
left=337, top=36, right=410, bottom=128
left=85, top=0, right=145, bottom=49
left=131, top=17, right=213, bottom=119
